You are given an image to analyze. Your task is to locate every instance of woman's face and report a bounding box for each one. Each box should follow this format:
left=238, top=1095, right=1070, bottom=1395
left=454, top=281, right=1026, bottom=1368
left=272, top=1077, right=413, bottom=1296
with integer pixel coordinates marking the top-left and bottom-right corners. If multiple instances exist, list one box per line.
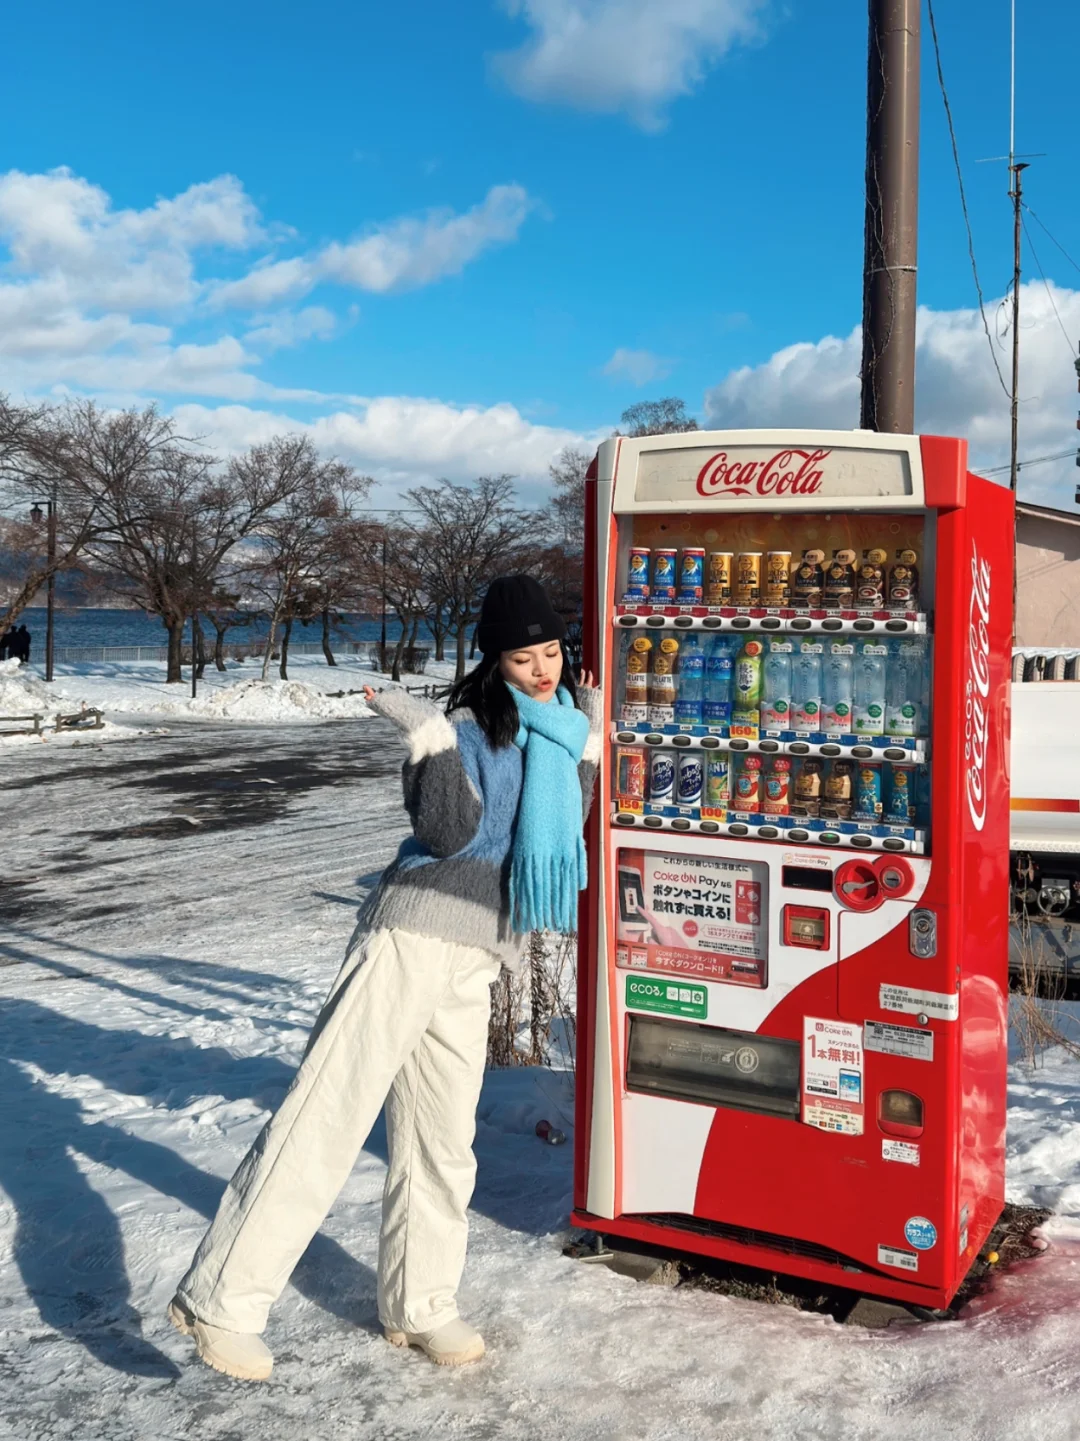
left=499, top=641, right=563, bottom=701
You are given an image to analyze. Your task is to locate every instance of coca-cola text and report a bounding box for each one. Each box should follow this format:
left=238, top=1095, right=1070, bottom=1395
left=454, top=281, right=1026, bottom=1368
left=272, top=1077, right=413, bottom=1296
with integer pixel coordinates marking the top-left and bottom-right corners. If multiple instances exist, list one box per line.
left=964, top=543, right=992, bottom=831
left=696, top=448, right=830, bottom=499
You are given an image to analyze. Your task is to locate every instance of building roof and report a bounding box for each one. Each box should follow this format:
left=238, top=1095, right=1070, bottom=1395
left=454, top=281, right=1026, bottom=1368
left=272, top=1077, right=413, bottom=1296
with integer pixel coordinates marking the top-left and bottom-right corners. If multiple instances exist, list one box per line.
left=1016, top=500, right=1080, bottom=529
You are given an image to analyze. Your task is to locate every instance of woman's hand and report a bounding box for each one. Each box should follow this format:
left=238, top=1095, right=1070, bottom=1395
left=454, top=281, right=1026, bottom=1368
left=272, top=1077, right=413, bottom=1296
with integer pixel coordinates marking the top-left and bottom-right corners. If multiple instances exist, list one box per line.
left=578, top=669, right=596, bottom=690
left=362, top=685, right=377, bottom=702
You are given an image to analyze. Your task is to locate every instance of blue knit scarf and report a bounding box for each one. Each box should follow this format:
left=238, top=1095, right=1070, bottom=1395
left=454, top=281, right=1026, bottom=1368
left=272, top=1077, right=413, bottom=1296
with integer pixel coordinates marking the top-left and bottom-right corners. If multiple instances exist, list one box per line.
left=509, top=684, right=590, bottom=935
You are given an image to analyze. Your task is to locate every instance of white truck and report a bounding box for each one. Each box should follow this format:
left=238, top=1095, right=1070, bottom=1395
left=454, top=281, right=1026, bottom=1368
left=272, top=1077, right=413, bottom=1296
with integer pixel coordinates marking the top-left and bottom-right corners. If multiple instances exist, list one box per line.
left=1011, top=650, right=1080, bottom=936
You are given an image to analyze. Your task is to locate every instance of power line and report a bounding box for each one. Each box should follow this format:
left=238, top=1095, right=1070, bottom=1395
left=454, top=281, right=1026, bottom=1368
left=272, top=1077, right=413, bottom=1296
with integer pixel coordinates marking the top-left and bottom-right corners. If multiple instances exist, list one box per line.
left=981, top=448, right=1075, bottom=476
left=1022, top=203, right=1080, bottom=281
left=1021, top=212, right=1077, bottom=360
left=925, top=0, right=1011, bottom=400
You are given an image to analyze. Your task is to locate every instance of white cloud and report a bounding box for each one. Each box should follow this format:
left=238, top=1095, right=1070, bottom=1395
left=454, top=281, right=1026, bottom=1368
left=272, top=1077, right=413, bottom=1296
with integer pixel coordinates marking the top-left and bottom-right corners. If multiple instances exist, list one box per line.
left=0, top=167, right=532, bottom=408
left=244, top=306, right=340, bottom=352
left=169, top=397, right=594, bottom=505
left=601, top=346, right=671, bottom=386
left=210, top=184, right=534, bottom=309
left=703, top=282, right=1080, bottom=507
left=493, top=0, right=767, bottom=129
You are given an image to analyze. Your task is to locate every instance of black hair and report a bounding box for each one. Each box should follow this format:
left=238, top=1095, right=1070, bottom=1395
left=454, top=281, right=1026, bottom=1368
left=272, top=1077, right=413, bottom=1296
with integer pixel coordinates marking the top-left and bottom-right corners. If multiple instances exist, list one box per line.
left=446, top=646, right=579, bottom=748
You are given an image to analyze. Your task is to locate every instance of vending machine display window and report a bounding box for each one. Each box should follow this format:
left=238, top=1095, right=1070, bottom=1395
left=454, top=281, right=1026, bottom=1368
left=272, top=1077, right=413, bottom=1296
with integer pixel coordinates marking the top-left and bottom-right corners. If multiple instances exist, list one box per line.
left=611, top=508, right=933, bottom=857
left=626, top=1015, right=801, bottom=1118
left=614, top=849, right=768, bottom=987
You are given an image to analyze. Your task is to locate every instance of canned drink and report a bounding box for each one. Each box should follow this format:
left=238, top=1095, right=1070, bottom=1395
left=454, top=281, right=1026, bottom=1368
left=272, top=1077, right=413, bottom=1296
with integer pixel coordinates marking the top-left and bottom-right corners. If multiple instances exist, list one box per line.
left=625, top=547, right=651, bottom=601
left=764, top=551, right=792, bottom=607
left=652, top=548, right=678, bottom=602
left=677, top=752, right=704, bottom=806
left=734, top=752, right=763, bottom=811
left=616, top=746, right=646, bottom=800
left=676, top=548, right=706, bottom=604
left=624, top=635, right=652, bottom=706
left=888, top=548, right=920, bottom=611
left=886, top=764, right=914, bottom=823
left=763, top=755, right=792, bottom=815
left=648, top=636, right=679, bottom=723
left=649, top=749, right=675, bottom=803
left=733, top=552, right=762, bottom=607
left=854, top=763, right=883, bottom=821
left=791, top=757, right=824, bottom=817
left=706, top=552, right=733, bottom=605
left=791, top=549, right=825, bottom=609
left=856, top=548, right=888, bottom=609
left=824, top=549, right=857, bottom=610
left=822, top=758, right=855, bottom=821
left=705, top=753, right=730, bottom=807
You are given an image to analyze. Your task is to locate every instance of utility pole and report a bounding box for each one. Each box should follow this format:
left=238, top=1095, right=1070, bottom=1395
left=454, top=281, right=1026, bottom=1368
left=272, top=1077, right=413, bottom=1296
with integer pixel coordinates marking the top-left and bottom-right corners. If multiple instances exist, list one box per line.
left=859, top=0, right=921, bottom=434
left=1007, top=162, right=1028, bottom=493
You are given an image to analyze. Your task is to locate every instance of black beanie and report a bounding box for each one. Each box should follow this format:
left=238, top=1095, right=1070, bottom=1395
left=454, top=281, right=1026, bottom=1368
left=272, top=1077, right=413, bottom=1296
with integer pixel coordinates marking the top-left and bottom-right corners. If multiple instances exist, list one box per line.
left=476, top=575, right=566, bottom=655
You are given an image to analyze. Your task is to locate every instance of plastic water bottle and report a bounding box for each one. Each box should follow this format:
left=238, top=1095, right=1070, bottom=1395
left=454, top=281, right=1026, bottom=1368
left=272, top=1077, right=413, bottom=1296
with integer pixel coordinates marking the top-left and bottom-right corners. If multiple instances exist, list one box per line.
left=854, top=643, right=887, bottom=737
left=790, top=647, right=822, bottom=731
left=760, top=647, right=792, bottom=730
left=886, top=641, right=922, bottom=738
left=821, top=646, right=854, bottom=733
left=674, top=633, right=705, bottom=727
left=703, top=636, right=734, bottom=727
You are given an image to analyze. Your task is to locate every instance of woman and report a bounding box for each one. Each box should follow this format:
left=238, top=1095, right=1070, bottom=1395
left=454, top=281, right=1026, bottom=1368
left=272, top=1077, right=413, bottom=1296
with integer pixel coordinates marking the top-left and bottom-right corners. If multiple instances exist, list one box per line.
left=168, top=574, right=602, bottom=1379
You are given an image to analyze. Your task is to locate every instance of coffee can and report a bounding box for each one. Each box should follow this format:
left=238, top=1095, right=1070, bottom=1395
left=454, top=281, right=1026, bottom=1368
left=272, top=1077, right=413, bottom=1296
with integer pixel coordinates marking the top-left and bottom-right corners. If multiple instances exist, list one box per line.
left=652, top=548, right=678, bottom=603
left=625, top=547, right=651, bottom=602
left=734, top=552, right=762, bottom=606
left=764, top=551, right=792, bottom=607
left=706, top=552, right=733, bottom=604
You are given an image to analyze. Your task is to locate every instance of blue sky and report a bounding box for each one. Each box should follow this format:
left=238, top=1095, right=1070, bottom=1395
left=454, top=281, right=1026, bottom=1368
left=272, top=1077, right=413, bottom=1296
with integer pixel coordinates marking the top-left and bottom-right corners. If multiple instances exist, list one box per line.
left=2, top=1, right=1078, bottom=505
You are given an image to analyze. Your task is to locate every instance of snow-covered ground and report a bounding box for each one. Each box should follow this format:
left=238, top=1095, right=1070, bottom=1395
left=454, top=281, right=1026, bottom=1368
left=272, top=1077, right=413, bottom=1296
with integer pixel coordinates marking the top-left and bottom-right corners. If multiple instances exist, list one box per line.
left=3, top=692, right=1080, bottom=1440
left=0, top=651, right=461, bottom=745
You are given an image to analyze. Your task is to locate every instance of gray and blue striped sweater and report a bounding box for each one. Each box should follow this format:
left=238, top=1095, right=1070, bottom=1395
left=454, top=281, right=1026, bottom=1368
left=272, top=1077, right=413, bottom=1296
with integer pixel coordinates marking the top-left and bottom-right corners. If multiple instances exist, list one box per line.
left=361, top=686, right=604, bottom=964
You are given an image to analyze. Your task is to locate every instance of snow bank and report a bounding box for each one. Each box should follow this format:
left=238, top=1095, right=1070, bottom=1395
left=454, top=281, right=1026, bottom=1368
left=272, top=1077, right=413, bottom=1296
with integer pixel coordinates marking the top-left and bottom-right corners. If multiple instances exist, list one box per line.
left=187, top=677, right=374, bottom=723
left=0, top=657, right=144, bottom=746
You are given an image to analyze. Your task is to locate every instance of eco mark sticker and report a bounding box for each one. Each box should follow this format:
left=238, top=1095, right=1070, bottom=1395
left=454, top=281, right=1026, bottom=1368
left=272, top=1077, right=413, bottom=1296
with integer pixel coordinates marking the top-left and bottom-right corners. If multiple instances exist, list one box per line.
left=625, top=975, right=707, bottom=1020
left=904, top=1216, right=938, bottom=1251
left=877, top=1244, right=918, bottom=1273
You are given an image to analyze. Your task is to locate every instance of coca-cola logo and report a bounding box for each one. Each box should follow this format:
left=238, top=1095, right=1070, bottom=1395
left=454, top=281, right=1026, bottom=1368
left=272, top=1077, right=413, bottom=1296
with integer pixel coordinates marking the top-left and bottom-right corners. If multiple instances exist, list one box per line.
left=696, top=448, right=830, bottom=499
left=965, top=544, right=992, bottom=831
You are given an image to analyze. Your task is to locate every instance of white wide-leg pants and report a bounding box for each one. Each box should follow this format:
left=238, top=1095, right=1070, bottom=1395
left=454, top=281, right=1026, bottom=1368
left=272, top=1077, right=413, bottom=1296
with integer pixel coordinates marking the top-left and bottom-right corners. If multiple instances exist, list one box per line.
left=176, top=927, right=501, bottom=1336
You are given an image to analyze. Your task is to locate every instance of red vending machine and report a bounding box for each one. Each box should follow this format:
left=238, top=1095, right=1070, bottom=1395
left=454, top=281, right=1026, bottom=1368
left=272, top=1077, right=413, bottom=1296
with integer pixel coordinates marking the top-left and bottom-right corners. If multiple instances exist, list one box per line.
left=574, top=429, right=1013, bottom=1309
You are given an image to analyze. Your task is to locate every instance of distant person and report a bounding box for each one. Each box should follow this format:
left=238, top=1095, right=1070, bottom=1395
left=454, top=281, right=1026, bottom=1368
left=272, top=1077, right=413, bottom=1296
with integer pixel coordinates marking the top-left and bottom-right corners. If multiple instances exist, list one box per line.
left=0, top=629, right=8, bottom=662
left=14, top=625, right=30, bottom=664
left=168, top=575, right=602, bottom=1381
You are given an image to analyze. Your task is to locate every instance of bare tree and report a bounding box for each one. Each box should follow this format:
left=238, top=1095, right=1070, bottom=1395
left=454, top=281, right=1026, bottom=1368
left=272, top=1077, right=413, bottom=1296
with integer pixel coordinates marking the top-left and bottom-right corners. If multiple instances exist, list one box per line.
left=237, top=438, right=370, bottom=681
left=619, top=397, right=699, bottom=437
left=546, top=444, right=591, bottom=547
left=406, top=475, right=532, bottom=681
left=0, top=397, right=130, bottom=638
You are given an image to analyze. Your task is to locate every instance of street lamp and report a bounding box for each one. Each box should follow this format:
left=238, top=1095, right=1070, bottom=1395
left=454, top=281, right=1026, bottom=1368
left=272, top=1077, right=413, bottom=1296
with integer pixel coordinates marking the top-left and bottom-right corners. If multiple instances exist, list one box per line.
left=30, top=496, right=56, bottom=683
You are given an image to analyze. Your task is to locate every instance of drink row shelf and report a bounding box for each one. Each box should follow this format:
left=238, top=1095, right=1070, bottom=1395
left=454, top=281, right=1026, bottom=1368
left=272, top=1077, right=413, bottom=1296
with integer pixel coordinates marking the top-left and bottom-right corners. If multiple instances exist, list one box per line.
left=612, top=725, right=928, bottom=765
left=610, top=806, right=927, bottom=855
left=614, top=606, right=928, bottom=637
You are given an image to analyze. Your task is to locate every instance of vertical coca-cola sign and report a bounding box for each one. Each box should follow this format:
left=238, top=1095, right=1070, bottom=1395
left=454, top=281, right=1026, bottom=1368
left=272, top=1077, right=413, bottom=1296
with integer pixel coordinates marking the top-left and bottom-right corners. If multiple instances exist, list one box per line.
left=965, top=544, right=992, bottom=831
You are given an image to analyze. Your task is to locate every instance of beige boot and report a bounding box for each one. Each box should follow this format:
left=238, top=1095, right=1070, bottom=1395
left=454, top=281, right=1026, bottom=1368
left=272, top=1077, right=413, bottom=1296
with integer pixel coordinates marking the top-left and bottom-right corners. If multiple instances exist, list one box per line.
left=385, top=1316, right=485, bottom=1367
left=167, top=1296, right=274, bottom=1382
